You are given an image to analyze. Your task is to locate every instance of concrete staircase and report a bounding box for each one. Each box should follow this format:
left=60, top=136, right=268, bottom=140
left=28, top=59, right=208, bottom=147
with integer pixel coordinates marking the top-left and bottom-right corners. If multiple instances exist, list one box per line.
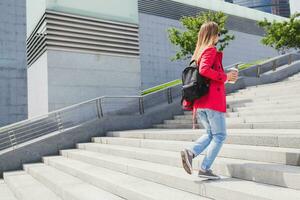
left=2, top=73, right=300, bottom=199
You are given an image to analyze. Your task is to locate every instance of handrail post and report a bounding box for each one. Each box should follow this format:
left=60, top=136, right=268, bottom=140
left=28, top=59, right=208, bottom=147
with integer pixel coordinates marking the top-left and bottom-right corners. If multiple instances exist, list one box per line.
left=256, top=64, right=261, bottom=77
left=139, top=97, right=144, bottom=115
left=272, top=60, right=277, bottom=71
left=167, top=88, right=172, bottom=104
left=96, top=98, right=104, bottom=118
left=8, top=130, right=17, bottom=149
left=55, top=112, right=64, bottom=132
left=288, top=54, right=292, bottom=65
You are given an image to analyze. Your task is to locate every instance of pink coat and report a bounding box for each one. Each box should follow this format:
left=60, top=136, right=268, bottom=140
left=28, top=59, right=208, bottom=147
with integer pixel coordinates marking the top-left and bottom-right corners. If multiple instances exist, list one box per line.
left=193, top=46, right=227, bottom=113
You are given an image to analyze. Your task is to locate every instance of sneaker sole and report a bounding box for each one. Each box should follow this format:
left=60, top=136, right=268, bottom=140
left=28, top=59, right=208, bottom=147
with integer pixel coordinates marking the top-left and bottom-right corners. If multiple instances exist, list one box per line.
left=198, top=174, right=221, bottom=180
left=180, top=150, right=192, bottom=175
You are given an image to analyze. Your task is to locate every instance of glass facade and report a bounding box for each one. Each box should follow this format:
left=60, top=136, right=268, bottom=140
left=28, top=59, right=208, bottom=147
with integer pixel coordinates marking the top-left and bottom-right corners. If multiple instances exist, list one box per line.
left=226, top=0, right=290, bottom=17
left=175, top=0, right=286, bottom=21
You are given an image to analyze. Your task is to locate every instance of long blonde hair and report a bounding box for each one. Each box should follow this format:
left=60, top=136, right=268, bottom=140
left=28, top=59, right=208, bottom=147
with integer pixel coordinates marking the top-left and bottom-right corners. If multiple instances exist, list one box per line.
left=192, top=21, right=219, bottom=62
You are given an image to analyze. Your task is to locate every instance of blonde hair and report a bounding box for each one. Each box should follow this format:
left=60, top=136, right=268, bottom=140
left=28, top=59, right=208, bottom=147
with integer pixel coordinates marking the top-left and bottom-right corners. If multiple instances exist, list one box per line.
left=192, top=21, right=219, bottom=61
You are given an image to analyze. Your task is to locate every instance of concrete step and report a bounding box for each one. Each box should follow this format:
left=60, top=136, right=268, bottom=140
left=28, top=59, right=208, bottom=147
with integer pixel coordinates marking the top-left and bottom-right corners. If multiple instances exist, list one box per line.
left=42, top=156, right=210, bottom=200
left=167, top=115, right=300, bottom=124
left=228, top=108, right=300, bottom=117
left=238, top=78, right=300, bottom=90
left=227, top=94, right=300, bottom=104
left=228, top=90, right=300, bottom=100
left=231, top=83, right=300, bottom=95
left=227, top=93, right=300, bottom=102
left=227, top=99, right=300, bottom=109
left=154, top=121, right=300, bottom=129
left=23, top=163, right=126, bottom=200
left=177, top=110, right=300, bottom=119
left=0, top=180, right=17, bottom=200
left=73, top=144, right=300, bottom=189
left=231, top=103, right=299, bottom=112
left=230, top=106, right=296, bottom=113
left=288, top=76, right=300, bottom=81
left=232, top=90, right=299, bottom=99
left=184, top=107, right=298, bottom=116
left=184, top=102, right=300, bottom=114
left=105, top=129, right=300, bottom=148
left=228, top=84, right=300, bottom=96
left=54, top=150, right=300, bottom=200
left=3, top=171, right=62, bottom=200
left=107, top=128, right=300, bottom=137
left=92, top=137, right=300, bottom=166
left=164, top=119, right=242, bottom=124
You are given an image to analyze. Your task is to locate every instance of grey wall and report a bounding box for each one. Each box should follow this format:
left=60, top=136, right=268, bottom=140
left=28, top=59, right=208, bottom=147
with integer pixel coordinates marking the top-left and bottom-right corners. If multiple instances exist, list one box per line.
left=27, top=52, right=48, bottom=118
left=138, top=13, right=278, bottom=90
left=28, top=50, right=141, bottom=117
left=47, top=50, right=141, bottom=111
left=138, top=13, right=186, bottom=90
left=222, top=30, right=278, bottom=65
left=0, top=0, right=27, bottom=126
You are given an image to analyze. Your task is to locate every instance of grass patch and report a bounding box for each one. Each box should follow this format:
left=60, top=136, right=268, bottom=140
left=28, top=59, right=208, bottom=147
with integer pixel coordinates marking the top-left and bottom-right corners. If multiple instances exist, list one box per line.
left=142, top=79, right=182, bottom=95
left=238, top=57, right=271, bottom=70
left=141, top=57, right=271, bottom=95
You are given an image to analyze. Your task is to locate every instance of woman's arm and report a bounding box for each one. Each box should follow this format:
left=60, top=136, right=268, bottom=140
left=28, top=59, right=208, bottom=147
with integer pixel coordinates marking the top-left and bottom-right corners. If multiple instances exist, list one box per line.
left=198, top=47, right=227, bottom=83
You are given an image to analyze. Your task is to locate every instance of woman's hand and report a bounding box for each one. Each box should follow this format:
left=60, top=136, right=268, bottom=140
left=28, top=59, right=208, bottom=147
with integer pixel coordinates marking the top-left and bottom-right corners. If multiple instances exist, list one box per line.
left=226, top=71, right=238, bottom=82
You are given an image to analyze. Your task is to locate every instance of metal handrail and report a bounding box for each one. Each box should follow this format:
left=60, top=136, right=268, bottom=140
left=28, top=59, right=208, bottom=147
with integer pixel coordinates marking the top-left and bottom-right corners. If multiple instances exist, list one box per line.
left=0, top=94, right=161, bottom=135
left=239, top=51, right=300, bottom=77
left=0, top=92, right=174, bottom=151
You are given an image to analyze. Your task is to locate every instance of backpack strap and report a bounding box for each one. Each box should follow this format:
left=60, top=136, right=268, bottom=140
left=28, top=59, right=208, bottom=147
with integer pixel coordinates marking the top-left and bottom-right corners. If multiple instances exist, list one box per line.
left=189, top=60, right=197, bottom=68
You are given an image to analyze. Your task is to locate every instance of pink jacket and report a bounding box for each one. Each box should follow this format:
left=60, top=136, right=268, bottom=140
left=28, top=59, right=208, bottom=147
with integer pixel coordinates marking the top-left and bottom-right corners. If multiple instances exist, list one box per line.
left=193, top=46, right=227, bottom=113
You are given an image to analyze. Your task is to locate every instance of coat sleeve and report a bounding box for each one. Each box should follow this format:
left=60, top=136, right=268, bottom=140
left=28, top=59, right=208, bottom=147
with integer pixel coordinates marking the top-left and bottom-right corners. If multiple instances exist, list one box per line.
left=198, top=47, right=227, bottom=83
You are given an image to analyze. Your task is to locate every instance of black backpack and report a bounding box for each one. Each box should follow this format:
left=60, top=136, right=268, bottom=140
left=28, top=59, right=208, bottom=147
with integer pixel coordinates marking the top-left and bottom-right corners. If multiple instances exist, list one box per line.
left=181, top=60, right=210, bottom=105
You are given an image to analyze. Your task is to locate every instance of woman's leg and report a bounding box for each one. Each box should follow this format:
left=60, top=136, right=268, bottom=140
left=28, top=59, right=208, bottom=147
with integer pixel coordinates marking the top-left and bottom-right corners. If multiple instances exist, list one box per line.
left=200, top=109, right=227, bottom=171
left=189, top=109, right=213, bottom=157
left=181, top=108, right=214, bottom=175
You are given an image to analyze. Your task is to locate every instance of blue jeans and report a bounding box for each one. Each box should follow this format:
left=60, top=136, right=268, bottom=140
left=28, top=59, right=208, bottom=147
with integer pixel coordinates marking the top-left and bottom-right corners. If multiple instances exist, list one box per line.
left=189, top=108, right=227, bottom=171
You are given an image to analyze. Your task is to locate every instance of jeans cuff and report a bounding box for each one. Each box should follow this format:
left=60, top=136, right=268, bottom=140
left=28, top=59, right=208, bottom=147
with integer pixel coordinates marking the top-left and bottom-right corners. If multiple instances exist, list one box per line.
left=189, top=148, right=197, bottom=158
left=201, top=163, right=209, bottom=171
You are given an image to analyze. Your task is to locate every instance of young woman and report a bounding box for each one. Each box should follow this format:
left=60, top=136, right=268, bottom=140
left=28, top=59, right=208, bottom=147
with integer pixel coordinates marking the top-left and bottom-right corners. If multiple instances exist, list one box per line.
left=180, top=21, right=238, bottom=179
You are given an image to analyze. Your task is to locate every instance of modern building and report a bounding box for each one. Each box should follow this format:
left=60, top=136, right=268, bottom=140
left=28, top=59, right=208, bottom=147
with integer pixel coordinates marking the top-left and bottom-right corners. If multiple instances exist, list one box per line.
left=290, top=0, right=300, bottom=15
left=0, top=0, right=27, bottom=126
left=0, top=0, right=288, bottom=123
left=226, top=0, right=291, bottom=17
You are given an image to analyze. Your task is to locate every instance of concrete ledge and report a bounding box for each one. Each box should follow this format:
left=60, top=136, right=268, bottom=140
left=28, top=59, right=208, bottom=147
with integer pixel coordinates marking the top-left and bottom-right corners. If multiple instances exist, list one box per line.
left=238, top=53, right=300, bottom=77
left=226, top=60, right=300, bottom=93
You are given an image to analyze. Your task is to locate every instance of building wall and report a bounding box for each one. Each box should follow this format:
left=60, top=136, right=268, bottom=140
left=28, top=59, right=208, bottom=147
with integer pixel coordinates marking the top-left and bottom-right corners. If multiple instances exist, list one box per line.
left=139, top=13, right=278, bottom=90
left=27, top=53, right=48, bottom=118
left=290, top=0, right=300, bottom=15
left=47, top=50, right=141, bottom=111
left=0, top=0, right=27, bottom=126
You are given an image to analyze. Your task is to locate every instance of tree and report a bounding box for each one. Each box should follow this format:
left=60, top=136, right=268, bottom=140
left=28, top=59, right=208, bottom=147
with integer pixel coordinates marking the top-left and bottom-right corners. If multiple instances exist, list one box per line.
left=258, top=12, right=300, bottom=54
left=167, top=11, right=235, bottom=61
